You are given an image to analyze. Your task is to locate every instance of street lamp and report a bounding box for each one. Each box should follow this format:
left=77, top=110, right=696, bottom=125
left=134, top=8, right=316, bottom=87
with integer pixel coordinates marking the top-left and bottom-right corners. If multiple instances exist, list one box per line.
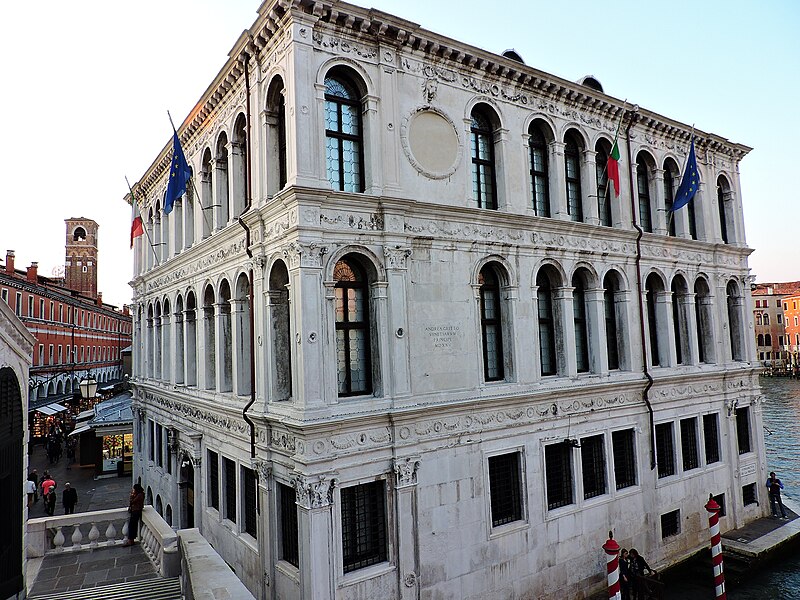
left=78, top=374, right=98, bottom=400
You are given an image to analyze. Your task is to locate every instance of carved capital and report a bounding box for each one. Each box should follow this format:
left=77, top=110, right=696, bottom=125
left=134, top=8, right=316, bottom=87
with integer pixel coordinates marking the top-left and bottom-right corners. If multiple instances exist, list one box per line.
left=283, top=242, right=328, bottom=269
left=292, top=473, right=336, bottom=509
left=726, top=398, right=739, bottom=417
left=384, top=246, right=412, bottom=270
left=393, top=456, right=421, bottom=488
left=252, top=459, right=272, bottom=488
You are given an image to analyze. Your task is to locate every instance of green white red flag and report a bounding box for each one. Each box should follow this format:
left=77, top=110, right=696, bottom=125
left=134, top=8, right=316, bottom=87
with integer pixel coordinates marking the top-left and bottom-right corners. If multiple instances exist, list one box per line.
left=607, top=140, right=621, bottom=198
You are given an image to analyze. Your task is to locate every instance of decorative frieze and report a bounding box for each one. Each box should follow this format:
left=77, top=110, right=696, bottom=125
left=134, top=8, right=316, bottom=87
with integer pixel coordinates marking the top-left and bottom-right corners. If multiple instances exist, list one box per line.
left=143, top=391, right=249, bottom=434
left=319, top=211, right=384, bottom=231
left=312, top=32, right=377, bottom=59
left=144, top=238, right=248, bottom=294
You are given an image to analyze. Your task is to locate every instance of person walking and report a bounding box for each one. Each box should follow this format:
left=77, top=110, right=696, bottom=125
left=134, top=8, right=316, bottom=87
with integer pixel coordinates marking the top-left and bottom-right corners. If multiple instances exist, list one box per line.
left=25, top=477, right=36, bottom=509
left=62, top=482, right=78, bottom=514
left=41, top=473, right=57, bottom=515
left=28, top=470, right=39, bottom=503
left=766, top=471, right=788, bottom=519
left=123, top=483, right=145, bottom=546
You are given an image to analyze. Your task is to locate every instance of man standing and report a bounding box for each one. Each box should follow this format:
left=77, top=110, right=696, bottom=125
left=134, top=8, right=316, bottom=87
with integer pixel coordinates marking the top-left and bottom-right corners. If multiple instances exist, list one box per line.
left=41, top=474, right=57, bottom=516
left=766, top=471, right=788, bottom=519
left=123, top=483, right=145, bottom=546
left=62, top=482, right=78, bottom=514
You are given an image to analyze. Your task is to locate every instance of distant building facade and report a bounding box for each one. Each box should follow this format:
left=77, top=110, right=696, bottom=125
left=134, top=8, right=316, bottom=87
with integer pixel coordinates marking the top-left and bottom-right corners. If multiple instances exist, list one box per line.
left=129, top=2, right=764, bottom=599
left=783, top=292, right=800, bottom=366
left=752, top=282, right=800, bottom=368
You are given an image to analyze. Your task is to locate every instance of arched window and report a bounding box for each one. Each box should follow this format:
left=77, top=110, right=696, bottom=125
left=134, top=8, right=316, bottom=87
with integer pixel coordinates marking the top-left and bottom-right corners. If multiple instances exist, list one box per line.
left=215, top=133, right=230, bottom=229
left=200, top=149, right=213, bottom=239
left=564, top=132, right=583, bottom=222
left=218, top=280, right=233, bottom=393
left=203, top=285, right=216, bottom=390
left=757, top=334, right=764, bottom=347
left=756, top=313, right=763, bottom=326
left=154, top=301, right=163, bottom=380
left=572, top=271, right=590, bottom=373
left=663, top=160, right=677, bottom=236
left=595, top=140, right=612, bottom=227
left=231, top=113, right=248, bottom=219
left=185, top=291, right=197, bottom=386
left=764, top=313, right=770, bottom=326
left=694, top=278, right=715, bottom=364
left=726, top=281, right=744, bottom=361
left=334, top=257, right=372, bottom=396
left=234, top=274, right=251, bottom=396
left=765, top=334, right=772, bottom=347
left=324, top=74, right=363, bottom=193
left=266, top=76, right=287, bottom=195
left=536, top=268, right=559, bottom=376
left=269, top=260, right=292, bottom=401
left=529, top=122, right=550, bottom=217
left=470, top=107, right=497, bottom=209
left=645, top=274, right=665, bottom=366
left=671, top=276, right=690, bottom=365
left=603, top=272, right=621, bottom=370
left=717, top=176, right=734, bottom=244
left=162, top=298, right=172, bottom=382
left=636, top=153, right=653, bottom=233
left=479, top=264, right=505, bottom=381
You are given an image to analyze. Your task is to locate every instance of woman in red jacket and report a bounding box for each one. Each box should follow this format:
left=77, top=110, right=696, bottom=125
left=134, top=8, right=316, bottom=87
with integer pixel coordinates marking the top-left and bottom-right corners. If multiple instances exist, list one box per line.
left=123, top=483, right=145, bottom=546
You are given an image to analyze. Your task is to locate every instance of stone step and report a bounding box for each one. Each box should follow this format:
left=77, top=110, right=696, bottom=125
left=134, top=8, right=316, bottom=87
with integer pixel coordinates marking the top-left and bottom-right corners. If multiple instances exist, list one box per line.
left=29, top=576, right=181, bottom=600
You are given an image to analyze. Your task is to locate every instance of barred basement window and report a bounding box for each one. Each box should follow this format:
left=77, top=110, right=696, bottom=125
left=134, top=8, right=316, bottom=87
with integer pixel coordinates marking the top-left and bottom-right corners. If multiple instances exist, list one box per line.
left=148, top=420, right=155, bottom=461
left=680, top=418, right=699, bottom=471
left=736, top=407, right=752, bottom=454
left=208, top=450, right=219, bottom=510
left=655, top=422, right=675, bottom=479
left=580, top=435, right=607, bottom=499
left=712, top=493, right=726, bottom=517
left=661, top=509, right=680, bottom=538
left=612, top=429, right=636, bottom=490
left=224, top=457, right=237, bottom=523
left=742, top=483, right=757, bottom=506
left=703, top=413, right=720, bottom=464
left=243, top=467, right=257, bottom=539
left=341, top=481, right=388, bottom=573
left=278, top=483, right=299, bottom=567
left=545, top=442, right=574, bottom=510
left=488, top=452, right=523, bottom=526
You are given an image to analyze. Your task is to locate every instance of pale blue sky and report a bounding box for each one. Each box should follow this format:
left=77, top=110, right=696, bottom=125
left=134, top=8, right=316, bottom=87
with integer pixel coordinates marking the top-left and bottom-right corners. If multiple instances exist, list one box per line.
left=1, top=0, right=797, bottom=306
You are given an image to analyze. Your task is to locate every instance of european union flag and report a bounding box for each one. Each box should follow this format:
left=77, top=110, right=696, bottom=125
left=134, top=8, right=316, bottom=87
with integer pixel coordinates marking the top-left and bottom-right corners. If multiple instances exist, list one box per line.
left=671, top=137, right=699, bottom=212
left=164, top=129, right=191, bottom=215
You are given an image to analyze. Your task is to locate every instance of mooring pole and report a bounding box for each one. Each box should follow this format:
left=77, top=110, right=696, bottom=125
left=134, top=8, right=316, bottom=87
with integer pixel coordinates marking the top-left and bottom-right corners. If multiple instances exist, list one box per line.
left=602, top=531, right=622, bottom=600
left=705, top=494, right=727, bottom=600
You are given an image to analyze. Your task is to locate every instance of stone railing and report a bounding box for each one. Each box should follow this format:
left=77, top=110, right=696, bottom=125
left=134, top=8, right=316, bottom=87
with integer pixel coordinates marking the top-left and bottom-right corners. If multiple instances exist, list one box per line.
left=179, top=528, right=255, bottom=600
left=27, top=505, right=179, bottom=577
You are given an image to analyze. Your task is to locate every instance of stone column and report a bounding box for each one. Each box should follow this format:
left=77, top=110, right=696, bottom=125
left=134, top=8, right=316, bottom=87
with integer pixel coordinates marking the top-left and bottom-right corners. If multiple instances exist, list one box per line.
left=215, top=302, right=231, bottom=392
left=173, top=310, right=184, bottom=384
left=394, top=456, right=421, bottom=600
left=549, top=142, right=568, bottom=221
left=294, top=474, right=336, bottom=600
left=582, top=149, right=599, bottom=226
left=183, top=307, right=197, bottom=386
left=557, top=287, right=576, bottom=377
left=230, top=298, right=249, bottom=396
left=586, top=287, right=605, bottom=375
left=656, top=290, right=676, bottom=368
left=229, top=141, right=246, bottom=220
left=685, top=293, right=700, bottom=366
left=383, top=248, right=412, bottom=398
left=161, top=312, right=172, bottom=383
left=615, top=289, right=635, bottom=372
left=154, top=314, right=162, bottom=380
left=372, top=281, right=391, bottom=398
left=145, top=315, right=153, bottom=379
left=652, top=168, right=667, bottom=235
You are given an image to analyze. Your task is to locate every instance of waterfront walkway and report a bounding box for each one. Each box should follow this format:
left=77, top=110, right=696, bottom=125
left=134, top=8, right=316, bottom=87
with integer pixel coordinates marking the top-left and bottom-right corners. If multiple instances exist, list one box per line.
left=722, top=497, right=800, bottom=564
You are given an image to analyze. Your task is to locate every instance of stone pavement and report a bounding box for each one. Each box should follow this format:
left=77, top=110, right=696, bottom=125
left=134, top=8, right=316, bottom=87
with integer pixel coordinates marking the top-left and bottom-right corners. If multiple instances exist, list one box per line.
left=27, top=442, right=133, bottom=518
left=722, top=496, right=800, bottom=560
left=28, top=544, right=158, bottom=595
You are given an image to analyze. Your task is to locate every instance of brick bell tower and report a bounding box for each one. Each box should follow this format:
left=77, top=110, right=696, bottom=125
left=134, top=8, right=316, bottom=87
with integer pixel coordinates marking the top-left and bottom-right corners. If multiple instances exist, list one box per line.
left=64, top=218, right=99, bottom=298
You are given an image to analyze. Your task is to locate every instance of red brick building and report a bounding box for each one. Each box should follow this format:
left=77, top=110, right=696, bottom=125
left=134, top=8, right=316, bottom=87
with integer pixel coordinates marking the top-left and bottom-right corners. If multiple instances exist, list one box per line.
left=0, top=219, right=132, bottom=438
left=783, top=292, right=800, bottom=367
left=752, top=281, right=800, bottom=368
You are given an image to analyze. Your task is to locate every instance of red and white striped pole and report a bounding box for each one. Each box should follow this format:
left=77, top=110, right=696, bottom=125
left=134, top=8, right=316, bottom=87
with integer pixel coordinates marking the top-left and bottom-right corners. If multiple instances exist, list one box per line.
left=602, top=531, right=621, bottom=600
left=705, top=494, right=727, bottom=600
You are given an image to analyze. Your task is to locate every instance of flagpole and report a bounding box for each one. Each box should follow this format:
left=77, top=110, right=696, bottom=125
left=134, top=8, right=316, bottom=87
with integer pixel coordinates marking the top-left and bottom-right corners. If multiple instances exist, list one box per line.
left=593, top=101, right=627, bottom=218
left=126, top=176, right=160, bottom=267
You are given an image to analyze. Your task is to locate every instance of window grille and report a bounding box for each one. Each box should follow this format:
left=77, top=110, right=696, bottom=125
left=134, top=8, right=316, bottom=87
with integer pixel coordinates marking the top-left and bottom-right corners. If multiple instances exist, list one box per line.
left=703, top=414, right=720, bottom=464
left=655, top=423, right=675, bottom=478
left=712, top=493, right=726, bottom=517
left=278, top=483, right=299, bottom=567
left=341, top=481, right=388, bottom=573
left=736, top=407, right=751, bottom=454
left=488, top=452, right=523, bottom=526
left=612, top=429, right=636, bottom=489
left=680, top=418, right=699, bottom=471
left=479, top=265, right=504, bottom=381
left=470, top=109, right=497, bottom=209
left=661, top=509, right=680, bottom=538
left=742, top=483, right=757, bottom=506
left=334, top=258, right=372, bottom=396
left=208, top=450, right=219, bottom=510
left=529, top=126, right=550, bottom=217
left=243, top=467, right=257, bottom=539
left=564, top=135, right=582, bottom=222
left=224, top=457, right=237, bottom=523
left=324, top=76, right=364, bottom=193
left=580, top=435, right=606, bottom=499
left=545, top=442, right=573, bottom=509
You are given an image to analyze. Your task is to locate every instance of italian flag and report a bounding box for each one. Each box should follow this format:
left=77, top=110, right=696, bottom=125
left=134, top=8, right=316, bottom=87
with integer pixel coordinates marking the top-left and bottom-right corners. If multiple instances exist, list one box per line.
left=130, top=216, right=144, bottom=248
left=607, top=139, right=621, bottom=198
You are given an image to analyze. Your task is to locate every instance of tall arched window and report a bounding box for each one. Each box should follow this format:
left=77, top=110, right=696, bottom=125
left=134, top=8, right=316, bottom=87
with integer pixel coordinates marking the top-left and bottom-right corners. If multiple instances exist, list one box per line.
left=529, top=122, right=550, bottom=217
left=636, top=154, right=653, bottom=233
left=765, top=334, right=772, bottom=347
left=470, top=107, right=497, bottom=209
left=595, top=140, right=612, bottom=227
left=232, top=114, right=248, bottom=219
left=764, top=313, right=770, bottom=326
left=663, top=160, right=677, bottom=236
left=671, top=276, right=690, bottom=365
left=645, top=274, right=664, bottom=366
left=335, top=257, right=372, bottom=396
left=756, top=313, right=763, bottom=326
left=200, top=149, right=213, bottom=240
left=269, top=260, right=292, bottom=401
left=218, top=280, right=233, bottom=392
left=572, top=272, right=590, bottom=373
left=757, top=334, right=764, bottom=347
left=215, top=133, right=230, bottom=230
left=536, top=269, right=558, bottom=376
left=234, top=274, right=251, bottom=396
left=266, top=77, right=287, bottom=193
left=324, top=74, right=364, bottom=193
left=726, top=281, right=744, bottom=361
left=479, top=264, right=505, bottom=381
left=564, top=132, right=583, bottom=222
left=185, top=291, right=197, bottom=386
left=717, top=176, right=733, bottom=244
left=694, top=278, right=715, bottom=364
left=203, top=285, right=216, bottom=390
left=603, top=272, right=621, bottom=370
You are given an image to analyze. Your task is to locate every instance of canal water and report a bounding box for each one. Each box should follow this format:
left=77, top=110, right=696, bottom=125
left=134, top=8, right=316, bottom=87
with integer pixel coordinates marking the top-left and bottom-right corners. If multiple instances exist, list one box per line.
left=664, top=377, right=800, bottom=599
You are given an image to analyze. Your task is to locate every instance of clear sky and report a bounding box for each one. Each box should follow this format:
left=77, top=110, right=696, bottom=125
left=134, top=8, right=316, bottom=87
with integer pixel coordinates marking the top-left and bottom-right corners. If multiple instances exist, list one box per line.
left=2, top=0, right=797, bottom=307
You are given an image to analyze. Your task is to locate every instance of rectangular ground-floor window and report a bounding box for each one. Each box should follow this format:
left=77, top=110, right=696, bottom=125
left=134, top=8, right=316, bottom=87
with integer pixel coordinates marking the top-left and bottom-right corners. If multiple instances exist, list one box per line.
left=242, top=466, right=257, bottom=538
left=223, top=457, right=237, bottom=523
left=712, top=493, right=726, bottom=517
left=703, top=413, right=720, bottom=464
left=341, top=480, right=388, bottom=573
left=736, top=407, right=752, bottom=454
left=488, top=452, right=523, bottom=526
left=612, top=429, right=636, bottom=490
left=580, top=435, right=606, bottom=499
left=278, top=482, right=299, bottom=567
left=545, top=442, right=573, bottom=509
left=207, top=450, right=219, bottom=510
left=680, top=418, right=699, bottom=471
left=742, top=483, right=757, bottom=506
left=655, top=422, right=675, bottom=478
left=661, top=509, right=680, bottom=538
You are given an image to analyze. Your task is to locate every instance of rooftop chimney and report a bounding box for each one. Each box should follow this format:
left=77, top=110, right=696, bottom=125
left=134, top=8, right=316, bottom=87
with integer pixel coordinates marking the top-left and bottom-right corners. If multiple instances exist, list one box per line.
left=27, top=262, right=38, bottom=283
left=5, top=250, right=15, bottom=274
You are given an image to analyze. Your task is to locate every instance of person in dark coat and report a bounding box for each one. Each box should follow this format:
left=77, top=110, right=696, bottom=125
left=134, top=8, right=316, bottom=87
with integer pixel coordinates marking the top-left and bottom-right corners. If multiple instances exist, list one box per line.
left=766, top=471, right=788, bottom=518
left=28, top=470, right=39, bottom=503
left=62, top=482, right=78, bottom=514
left=619, top=548, right=631, bottom=600
left=123, top=483, right=145, bottom=546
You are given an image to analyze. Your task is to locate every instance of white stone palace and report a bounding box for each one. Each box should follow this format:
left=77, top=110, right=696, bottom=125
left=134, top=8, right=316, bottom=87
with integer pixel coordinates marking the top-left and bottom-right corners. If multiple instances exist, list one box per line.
left=127, top=1, right=764, bottom=598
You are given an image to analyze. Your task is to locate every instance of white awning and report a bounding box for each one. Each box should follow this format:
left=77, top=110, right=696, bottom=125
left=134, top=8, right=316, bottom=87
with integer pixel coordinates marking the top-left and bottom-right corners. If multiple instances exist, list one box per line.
left=36, top=405, right=58, bottom=416
left=69, top=424, right=92, bottom=436
left=48, top=403, right=69, bottom=413
left=77, top=409, right=95, bottom=421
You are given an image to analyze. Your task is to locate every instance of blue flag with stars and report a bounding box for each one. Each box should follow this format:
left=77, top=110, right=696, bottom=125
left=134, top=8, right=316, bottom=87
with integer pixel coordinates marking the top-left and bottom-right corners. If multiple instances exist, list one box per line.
left=164, top=129, right=191, bottom=215
left=670, top=137, right=699, bottom=212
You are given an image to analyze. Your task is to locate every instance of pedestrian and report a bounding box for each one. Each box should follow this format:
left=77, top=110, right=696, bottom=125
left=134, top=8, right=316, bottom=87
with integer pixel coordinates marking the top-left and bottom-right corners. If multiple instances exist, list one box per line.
left=628, top=548, right=656, bottom=600
left=62, top=482, right=78, bottom=514
left=766, top=471, right=788, bottom=519
left=619, top=548, right=631, bottom=600
left=41, top=473, right=56, bottom=516
left=123, top=483, right=145, bottom=546
left=25, top=477, right=36, bottom=508
left=28, top=470, right=39, bottom=503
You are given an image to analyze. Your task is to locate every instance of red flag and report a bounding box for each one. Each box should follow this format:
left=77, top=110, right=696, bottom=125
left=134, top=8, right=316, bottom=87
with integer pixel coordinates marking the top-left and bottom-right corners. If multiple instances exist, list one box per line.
left=130, top=216, right=144, bottom=248
left=607, top=140, right=621, bottom=198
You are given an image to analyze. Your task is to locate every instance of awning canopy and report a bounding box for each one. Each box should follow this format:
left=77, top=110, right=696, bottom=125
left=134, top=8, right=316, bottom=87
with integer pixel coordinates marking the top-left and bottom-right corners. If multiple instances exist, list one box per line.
left=36, top=403, right=69, bottom=416
left=76, top=409, right=95, bottom=421
left=69, top=424, right=92, bottom=436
